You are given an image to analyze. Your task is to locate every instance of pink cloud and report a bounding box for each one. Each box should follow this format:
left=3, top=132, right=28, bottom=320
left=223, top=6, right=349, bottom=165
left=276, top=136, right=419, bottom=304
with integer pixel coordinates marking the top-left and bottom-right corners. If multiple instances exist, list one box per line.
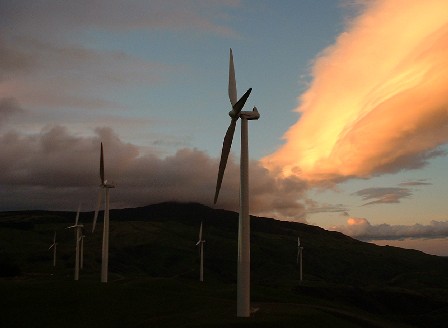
left=263, top=0, right=448, bottom=183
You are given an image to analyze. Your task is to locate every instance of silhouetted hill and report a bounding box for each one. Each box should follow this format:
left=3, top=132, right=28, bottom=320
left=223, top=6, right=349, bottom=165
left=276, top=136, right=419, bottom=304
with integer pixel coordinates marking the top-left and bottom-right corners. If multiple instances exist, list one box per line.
left=1, top=202, right=448, bottom=327
left=1, top=201, right=448, bottom=285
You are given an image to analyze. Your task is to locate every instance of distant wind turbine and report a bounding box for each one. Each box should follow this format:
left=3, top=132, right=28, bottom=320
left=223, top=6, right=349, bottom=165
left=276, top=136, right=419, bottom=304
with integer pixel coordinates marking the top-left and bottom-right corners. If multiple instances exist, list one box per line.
left=92, top=142, right=115, bottom=283
left=196, top=221, right=206, bottom=282
left=66, top=204, right=83, bottom=281
left=80, top=232, right=85, bottom=270
left=297, top=237, right=303, bottom=282
left=214, top=48, right=259, bottom=318
left=48, top=232, right=57, bottom=267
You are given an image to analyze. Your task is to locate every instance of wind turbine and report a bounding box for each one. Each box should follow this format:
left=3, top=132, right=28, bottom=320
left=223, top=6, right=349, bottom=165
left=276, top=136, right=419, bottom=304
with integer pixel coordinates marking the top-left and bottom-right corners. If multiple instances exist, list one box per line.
left=67, top=205, right=83, bottom=281
left=80, top=232, right=85, bottom=270
left=297, top=237, right=303, bottom=282
left=48, top=232, right=57, bottom=267
left=92, top=142, right=115, bottom=283
left=196, top=221, right=206, bottom=282
left=214, top=48, right=259, bottom=317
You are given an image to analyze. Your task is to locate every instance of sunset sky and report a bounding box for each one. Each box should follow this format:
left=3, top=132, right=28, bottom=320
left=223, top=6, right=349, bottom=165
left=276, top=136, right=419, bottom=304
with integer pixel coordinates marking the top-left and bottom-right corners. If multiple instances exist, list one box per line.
left=1, top=0, right=448, bottom=255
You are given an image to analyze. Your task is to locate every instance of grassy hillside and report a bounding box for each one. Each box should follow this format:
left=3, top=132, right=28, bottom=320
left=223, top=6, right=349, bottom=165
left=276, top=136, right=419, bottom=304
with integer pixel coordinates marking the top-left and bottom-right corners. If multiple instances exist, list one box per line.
left=0, top=202, right=447, bottom=327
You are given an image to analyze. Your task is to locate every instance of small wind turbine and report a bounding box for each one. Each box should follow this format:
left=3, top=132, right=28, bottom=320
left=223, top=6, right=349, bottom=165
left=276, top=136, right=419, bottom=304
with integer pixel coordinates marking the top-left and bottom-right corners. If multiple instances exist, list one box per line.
left=196, top=221, right=206, bottom=282
left=48, top=232, right=57, bottom=267
left=92, top=142, right=115, bottom=283
left=214, top=48, right=259, bottom=317
left=297, top=237, right=303, bottom=282
left=66, top=205, right=83, bottom=281
left=80, top=232, right=85, bottom=270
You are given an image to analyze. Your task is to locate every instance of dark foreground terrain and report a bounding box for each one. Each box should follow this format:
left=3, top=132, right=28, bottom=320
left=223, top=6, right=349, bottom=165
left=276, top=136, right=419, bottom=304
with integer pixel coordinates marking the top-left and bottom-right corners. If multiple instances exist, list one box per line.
left=1, top=202, right=447, bottom=327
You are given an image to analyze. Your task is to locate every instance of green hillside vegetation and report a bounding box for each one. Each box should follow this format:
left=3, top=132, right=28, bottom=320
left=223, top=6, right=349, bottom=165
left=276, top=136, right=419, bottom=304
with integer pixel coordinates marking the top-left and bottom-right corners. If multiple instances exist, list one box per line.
left=0, top=202, right=447, bottom=327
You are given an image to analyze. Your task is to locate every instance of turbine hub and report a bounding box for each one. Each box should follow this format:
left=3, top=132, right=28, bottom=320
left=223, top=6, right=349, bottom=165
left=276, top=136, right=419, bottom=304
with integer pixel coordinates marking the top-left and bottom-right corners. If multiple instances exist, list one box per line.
left=229, top=109, right=239, bottom=119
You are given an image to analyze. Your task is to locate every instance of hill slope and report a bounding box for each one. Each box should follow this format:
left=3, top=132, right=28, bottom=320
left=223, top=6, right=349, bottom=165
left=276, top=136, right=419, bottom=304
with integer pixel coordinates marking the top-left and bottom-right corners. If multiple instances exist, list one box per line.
left=0, top=202, right=447, bottom=327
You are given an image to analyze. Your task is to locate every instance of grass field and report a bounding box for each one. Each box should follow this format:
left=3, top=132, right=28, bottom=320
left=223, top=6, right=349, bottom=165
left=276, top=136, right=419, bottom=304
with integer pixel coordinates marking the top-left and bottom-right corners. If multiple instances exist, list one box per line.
left=0, top=275, right=420, bottom=328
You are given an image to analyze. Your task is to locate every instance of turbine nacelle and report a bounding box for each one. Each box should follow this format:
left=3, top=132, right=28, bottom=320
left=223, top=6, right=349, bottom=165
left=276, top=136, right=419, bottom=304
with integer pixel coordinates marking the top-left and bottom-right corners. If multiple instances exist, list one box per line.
left=240, top=107, right=260, bottom=120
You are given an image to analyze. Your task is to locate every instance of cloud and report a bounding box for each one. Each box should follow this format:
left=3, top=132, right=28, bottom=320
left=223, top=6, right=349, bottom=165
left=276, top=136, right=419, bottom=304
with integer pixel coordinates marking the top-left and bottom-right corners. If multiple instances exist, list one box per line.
left=0, top=1, right=241, bottom=112
left=0, top=124, right=307, bottom=220
left=262, top=0, right=448, bottom=183
left=353, top=187, right=412, bottom=206
left=0, top=1, right=239, bottom=39
left=304, top=198, right=348, bottom=214
left=330, top=217, right=448, bottom=240
left=398, top=179, right=432, bottom=187
left=0, top=38, right=34, bottom=81
left=0, top=38, right=171, bottom=110
left=0, top=98, right=24, bottom=126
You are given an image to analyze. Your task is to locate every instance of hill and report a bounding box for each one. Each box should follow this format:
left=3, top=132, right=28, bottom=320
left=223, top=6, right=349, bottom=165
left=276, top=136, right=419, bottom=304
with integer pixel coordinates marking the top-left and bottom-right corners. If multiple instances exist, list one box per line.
left=0, top=202, right=447, bottom=327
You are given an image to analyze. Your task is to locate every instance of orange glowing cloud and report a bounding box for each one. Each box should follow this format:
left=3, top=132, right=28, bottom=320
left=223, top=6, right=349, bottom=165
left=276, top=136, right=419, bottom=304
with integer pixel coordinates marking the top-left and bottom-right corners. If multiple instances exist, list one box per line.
left=262, top=0, right=448, bottom=183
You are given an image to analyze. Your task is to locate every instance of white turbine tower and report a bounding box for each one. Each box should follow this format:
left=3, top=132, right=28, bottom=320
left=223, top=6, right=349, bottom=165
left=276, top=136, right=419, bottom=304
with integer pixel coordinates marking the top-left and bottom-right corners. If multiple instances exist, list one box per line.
left=297, top=237, right=303, bottom=282
left=214, top=48, right=259, bottom=317
left=196, top=221, right=206, bottom=282
left=92, top=142, right=115, bottom=283
left=48, top=232, right=57, bottom=267
left=67, top=205, right=83, bottom=281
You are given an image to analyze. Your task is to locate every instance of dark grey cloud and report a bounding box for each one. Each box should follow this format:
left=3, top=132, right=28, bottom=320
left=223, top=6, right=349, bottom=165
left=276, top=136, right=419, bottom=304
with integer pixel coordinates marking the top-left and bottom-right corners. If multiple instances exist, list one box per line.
left=353, top=187, right=412, bottom=206
left=0, top=125, right=307, bottom=221
left=304, top=198, right=348, bottom=214
left=0, top=1, right=241, bottom=112
left=0, top=39, right=34, bottom=80
left=0, top=37, right=170, bottom=110
left=0, top=0, right=239, bottom=39
left=0, top=98, right=24, bottom=126
left=399, top=179, right=432, bottom=187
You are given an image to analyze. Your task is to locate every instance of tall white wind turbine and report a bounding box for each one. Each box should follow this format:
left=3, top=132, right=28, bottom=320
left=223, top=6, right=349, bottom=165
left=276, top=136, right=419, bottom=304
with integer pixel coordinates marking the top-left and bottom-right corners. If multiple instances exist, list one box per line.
left=48, top=232, right=57, bottom=267
left=92, top=142, right=115, bottom=283
left=214, top=48, right=259, bottom=317
left=196, top=221, right=206, bottom=282
left=67, top=205, right=83, bottom=281
left=297, top=237, right=303, bottom=282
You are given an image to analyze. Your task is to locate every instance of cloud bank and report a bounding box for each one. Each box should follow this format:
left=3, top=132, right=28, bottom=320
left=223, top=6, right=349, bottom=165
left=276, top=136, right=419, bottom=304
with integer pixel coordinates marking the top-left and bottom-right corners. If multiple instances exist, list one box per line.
left=331, top=217, right=448, bottom=241
left=262, top=0, right=448, bottom=183
left=0, top=121, right=307, bottom=221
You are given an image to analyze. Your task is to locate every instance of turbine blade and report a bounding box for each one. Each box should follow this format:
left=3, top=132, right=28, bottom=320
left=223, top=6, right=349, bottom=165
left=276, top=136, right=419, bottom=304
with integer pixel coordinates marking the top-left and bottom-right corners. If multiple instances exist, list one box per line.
left=48, top=243, right=55, bottom=250
left=232, top=88, right=252, bottom=116
left=53, top=231, right=56, bottom=243
left=198, top=221, right=203, bottom=240
left=75, top=204, right=81, bottom=226
left=92, top=189, right=102, bottom=233
left=214, top=119, right=236, bottom=204
left=228, top=48, right=237, bottom=107
left=100, top=142, right=105, bottom=185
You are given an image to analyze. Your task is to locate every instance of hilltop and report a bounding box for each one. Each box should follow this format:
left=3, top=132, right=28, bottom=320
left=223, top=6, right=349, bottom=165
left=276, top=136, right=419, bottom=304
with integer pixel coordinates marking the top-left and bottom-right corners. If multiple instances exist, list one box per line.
left=0, top=202, right=447, bottom=327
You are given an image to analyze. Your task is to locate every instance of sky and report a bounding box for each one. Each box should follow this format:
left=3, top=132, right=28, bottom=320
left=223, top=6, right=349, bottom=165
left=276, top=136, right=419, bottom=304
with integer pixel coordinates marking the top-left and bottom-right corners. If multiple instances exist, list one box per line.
left=1, top=0, right=448, bottom=256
